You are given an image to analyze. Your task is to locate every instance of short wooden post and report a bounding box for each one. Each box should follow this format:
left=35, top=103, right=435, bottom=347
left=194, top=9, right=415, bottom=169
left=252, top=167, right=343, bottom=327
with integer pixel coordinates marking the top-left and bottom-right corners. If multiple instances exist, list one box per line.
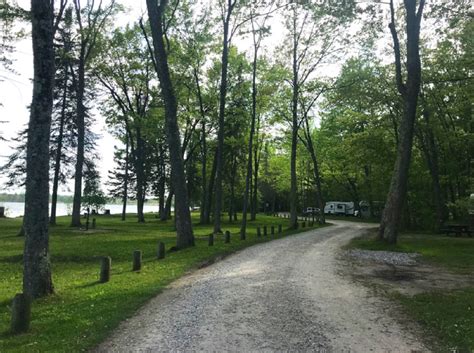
left=11, top=293, right=31, bottom=334
left=92, top=218, right=96, bottom=229
left=99, top=256, right=111, bottom=283
left=225, top=230, right=231, bottom=243
left=271, top=226, right=275, bottom=237
left=0, top=207, right=5, bottom=218
left=263, top=226, right=267, bottom=237
left=278, top=224, right=282, bottom=234
left=157, top=242, right=165, bottom=260
left=133, top=250, right=142, bottom=271
left=208, top=234, right=214, bottom=246
left=257, top=227, right=261, bottom=237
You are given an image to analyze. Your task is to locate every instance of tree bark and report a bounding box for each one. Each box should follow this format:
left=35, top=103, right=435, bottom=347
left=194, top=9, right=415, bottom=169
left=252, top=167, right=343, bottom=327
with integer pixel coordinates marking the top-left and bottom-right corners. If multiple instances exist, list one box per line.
left=71, top=55, right=86, bottom=227
left=23, top=0, right=55, bottom=298
left=121, top=136, right=129, bottom=221
left=50, top=62, right=69, bottom=226
left=289, top=8, right=299, bottom=229
left=240, top=33, right=258, bottom=238
left=214, top=4, right=234, bottom=234
left=147, top=0, right=194, bottom=248
left=417, top=106, right=448, bottom=231
left=378, top=0, right=425, bottom=244
left=203, top=149, right=218, bottom=224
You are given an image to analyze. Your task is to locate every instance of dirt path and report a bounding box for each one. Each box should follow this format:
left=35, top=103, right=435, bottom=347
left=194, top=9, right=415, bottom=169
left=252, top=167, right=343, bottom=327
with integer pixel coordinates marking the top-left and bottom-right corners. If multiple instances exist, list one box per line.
left=95, top=221, right=428, bottom=352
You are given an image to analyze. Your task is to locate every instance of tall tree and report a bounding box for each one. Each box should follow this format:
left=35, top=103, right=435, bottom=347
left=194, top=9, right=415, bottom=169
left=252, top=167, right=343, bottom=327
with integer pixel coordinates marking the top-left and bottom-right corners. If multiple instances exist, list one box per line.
left=146, top=0, right=194, bottom=249
left=240, top=0, right=273, bottom=239
left=378, top=0, right=426, bottom=243
left=70, top=0, right=116, bottom=227
left=23, top=0, right=56, bottom=298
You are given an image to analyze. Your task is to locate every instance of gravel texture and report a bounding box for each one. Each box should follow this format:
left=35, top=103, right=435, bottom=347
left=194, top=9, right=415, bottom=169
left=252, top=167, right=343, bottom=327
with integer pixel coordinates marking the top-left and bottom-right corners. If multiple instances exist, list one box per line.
left=94, top=221, right=428, bottom=353
left=348, top=249, right=421, bottom=266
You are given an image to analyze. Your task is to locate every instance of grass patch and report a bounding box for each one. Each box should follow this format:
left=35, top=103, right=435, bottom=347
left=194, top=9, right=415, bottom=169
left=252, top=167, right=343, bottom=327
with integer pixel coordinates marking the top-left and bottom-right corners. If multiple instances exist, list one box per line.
left=347, top=230, right=474, bottom=351
left=396, top=289, right=474, bottom=352
left=0, top=212, right=322, bottom=352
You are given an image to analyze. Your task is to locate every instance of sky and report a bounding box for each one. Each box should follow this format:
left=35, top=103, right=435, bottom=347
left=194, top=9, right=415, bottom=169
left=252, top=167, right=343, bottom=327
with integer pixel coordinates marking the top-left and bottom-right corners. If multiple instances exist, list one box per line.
left=0, top=0, right=156, bottom=194
left=0, top=0, right=390, bottom=195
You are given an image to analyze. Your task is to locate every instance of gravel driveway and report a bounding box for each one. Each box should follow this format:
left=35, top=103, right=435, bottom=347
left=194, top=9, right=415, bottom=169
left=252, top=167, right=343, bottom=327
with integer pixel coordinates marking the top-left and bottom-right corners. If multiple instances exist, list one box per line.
left=94, top=221, right=428, bottom=352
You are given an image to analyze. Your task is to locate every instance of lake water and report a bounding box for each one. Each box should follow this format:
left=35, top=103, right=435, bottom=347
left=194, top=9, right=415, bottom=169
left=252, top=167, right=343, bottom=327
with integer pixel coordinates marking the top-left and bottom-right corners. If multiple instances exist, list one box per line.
left=0, top=202, right=159, bottom=218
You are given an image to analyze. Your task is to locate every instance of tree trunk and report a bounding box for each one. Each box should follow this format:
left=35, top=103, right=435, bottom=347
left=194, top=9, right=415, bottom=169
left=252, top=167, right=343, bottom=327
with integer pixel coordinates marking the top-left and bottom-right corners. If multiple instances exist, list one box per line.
left=251, top=136, right=260, bottom=221
left=417, top=107, right=448, bottom=231
left=161, top=187, right=173, bottom=220
left=135, top=129, right=146, bottom=223
left=71, top=56, right=86, bottom=227
left=194, top=69, right=208, bottom=225
left=214, top=10, right=232, bottom=235
left=304, top=119, right=325, bottom=224
left=147, top=0, right=194, bottom=249
left=203, top=148, right=218, bottom=224
left=50, top=63, right=69, bottom=226
left=23, top=0, right=55, bottom=298
left=121, top=136, right=129, bottom=221
left=379, top=0, right=425, bottom=244
left=289, top=10, right=299, bottom=229
left=240, top=42, right=258, bottom=238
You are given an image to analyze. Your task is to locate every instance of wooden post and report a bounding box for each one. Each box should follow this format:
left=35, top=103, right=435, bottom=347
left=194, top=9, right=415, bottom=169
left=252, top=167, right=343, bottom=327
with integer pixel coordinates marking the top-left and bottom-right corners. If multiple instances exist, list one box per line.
left=257, top=227, right=261, bottom=237
left=92, top=218, right=96, bottom=229
left=263, top=226, right=267, bottom=236
left=271, top=226, right=275, bottom=237
left=302, top=221, right=306, bottom=228
left=11, top=293, right=31, bottom=334
left=278, top=224, right=282, bottom=234
left=225, top=230, right=231, bottom=243
left=133, top=250, right=142, bottom=271
left=0, top=207, right=5, bottom=218
left=99, top=256, right=111, bottom=283
left=157, top=242, right=165, bottom=260
left=209, top=234, right=214, bottom=246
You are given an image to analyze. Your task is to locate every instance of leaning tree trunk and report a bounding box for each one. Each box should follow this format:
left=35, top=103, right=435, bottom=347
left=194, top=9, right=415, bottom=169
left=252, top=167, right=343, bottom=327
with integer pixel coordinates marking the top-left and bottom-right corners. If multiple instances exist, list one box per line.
left=23, top=0, right=55, bottom=298
left=147, top=0, right=194, bottom=249
left=378, top=0, right=425, bottom=244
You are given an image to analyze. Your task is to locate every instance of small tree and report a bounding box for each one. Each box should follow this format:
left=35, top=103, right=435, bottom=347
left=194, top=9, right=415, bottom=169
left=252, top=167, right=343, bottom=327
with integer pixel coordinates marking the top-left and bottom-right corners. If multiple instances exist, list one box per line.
left=82, top=163, right=107, bottom=214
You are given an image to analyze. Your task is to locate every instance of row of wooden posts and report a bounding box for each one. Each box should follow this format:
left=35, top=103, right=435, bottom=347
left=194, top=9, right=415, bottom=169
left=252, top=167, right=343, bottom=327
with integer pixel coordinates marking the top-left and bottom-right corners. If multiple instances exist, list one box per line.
left=11, top=218, right=316, bottom=334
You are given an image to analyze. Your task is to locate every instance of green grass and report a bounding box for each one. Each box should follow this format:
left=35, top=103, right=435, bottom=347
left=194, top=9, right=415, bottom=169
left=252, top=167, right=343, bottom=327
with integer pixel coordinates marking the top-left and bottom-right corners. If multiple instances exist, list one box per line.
left=396, top=289, right=474, bottom=352
left=347, top=230, right=474, bottom=351
left=0, top=213, right=321, bottom=352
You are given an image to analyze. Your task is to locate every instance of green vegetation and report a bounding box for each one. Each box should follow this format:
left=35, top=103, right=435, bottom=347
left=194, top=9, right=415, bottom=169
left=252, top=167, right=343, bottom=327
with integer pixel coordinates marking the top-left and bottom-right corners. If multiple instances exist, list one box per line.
left=0, top=213, right=321, bottom=352
left=397, top=289, right=474, bottom=352
left=347, top=232, right=474, bottom=350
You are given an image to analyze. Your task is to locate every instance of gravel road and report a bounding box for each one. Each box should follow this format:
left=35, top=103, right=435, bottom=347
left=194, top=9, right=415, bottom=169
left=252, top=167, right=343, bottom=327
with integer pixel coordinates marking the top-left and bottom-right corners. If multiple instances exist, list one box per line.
left=95, top=221, right=428, bottom=352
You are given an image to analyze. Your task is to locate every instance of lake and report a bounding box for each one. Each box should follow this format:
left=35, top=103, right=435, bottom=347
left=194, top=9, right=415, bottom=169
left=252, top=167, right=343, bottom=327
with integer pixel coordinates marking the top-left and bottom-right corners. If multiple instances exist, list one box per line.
left=0, top=202, right=159, bottom=218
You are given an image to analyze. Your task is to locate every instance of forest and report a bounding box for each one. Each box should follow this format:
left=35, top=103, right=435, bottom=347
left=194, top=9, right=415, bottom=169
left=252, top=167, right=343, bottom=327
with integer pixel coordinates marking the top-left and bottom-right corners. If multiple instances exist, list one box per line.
left=0, top=0, right=472, bottom=321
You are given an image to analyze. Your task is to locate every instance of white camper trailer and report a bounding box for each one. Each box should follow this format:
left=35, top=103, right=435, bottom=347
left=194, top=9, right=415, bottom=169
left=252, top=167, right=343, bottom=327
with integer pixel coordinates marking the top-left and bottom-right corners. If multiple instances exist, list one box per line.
left=324, top=201, right=356, bottom=216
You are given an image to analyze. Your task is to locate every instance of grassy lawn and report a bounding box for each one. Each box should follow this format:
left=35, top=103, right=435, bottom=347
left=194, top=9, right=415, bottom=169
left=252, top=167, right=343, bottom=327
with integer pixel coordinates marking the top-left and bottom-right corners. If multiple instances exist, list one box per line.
left=347, top=231, right=474, bottom=351
left=0, top=212, right=321, bottom=352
